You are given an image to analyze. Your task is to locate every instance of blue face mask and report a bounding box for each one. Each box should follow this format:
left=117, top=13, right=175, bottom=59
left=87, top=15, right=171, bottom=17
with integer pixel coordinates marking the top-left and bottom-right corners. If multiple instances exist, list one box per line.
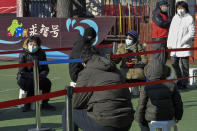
left=28, top=45, right=38, bottom=53
left=125, top=39, right=133, bottom=46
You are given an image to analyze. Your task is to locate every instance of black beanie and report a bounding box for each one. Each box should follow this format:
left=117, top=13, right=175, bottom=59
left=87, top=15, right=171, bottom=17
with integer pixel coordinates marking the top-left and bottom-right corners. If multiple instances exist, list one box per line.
left=158, top=0, right=169, bottom=6
left=84, top=27, right=96, bottom=42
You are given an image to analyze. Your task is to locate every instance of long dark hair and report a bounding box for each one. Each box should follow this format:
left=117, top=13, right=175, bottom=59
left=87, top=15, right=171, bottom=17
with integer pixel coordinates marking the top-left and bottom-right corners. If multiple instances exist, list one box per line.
left=175, top=1, right=189, bottom=14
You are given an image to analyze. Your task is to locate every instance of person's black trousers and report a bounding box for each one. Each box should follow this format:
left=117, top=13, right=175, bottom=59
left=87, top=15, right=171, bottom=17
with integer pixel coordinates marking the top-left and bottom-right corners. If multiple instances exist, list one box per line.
left=152, top=38, right=168, bottom=64
left=171, top=57, right=189, bottom=89
left=17, top=77, right=51, bottom=103
left=140, top=125, right=150, bottom=131
left=62, top=109, right=131, bottom=131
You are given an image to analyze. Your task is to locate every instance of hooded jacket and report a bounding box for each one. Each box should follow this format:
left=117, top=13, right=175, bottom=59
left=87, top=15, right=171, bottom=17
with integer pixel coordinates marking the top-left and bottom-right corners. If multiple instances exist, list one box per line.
left=167, top=13, right=195, bottom=57
left=135, top=60, right=183, bottom=125
left=73, top=55, right=134, bottom=128
left=152, top=1, right=171, bottom=39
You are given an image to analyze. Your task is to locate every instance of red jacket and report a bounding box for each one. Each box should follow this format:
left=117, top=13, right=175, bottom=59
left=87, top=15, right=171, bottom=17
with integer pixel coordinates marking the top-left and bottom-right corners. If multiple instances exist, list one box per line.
left=152, top=12, right=170, bottom=39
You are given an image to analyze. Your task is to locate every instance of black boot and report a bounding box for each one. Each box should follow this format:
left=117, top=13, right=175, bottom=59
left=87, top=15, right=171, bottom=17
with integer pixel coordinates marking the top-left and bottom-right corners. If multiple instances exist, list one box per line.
left=180, top=84, right=188, bottom=90
left=41, top=102, right=56, bottom=111
left=22, top=103, right=31, bottom=112
left=177, top=80, right=182, bottom=89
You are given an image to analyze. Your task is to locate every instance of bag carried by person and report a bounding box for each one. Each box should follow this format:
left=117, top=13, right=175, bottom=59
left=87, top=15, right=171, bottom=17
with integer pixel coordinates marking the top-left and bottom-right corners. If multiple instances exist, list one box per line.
left=126, top=68, right=146, bottom=80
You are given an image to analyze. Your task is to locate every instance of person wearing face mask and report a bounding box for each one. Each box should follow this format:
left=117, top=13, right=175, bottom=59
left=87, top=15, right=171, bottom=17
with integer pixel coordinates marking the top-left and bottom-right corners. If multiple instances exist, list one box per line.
left=152, top=0, right=171, bottom=64
left=17, top=36, right=56, bottom=112
left=167, top=1, right=195, bottom=90
left=113, top=30, right=148, bottom=86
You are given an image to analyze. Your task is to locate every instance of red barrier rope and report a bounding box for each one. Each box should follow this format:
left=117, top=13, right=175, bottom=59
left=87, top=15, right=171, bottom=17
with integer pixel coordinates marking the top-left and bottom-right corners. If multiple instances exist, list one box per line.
left=146, top=40, right=167, bottom=44
left=0, top=62, right=33, bottom=70
left=0, top=40, right=167, bottom=55
left=0, top=76, right=191, bottom=109
left=168, top=47, right=197, bottom=52
left=74, top=77, right=190, bottom=93
left=0, top=50, right=22, bottom=55
left=111, top=47, right=197, bottom=59
left=1, top=47, right=197, bottom=70
left=96, top=44, right=113, bottom=48
left=0, top=47, right=73, bottom=55
left=111, top=49, right=163, bottom=58
left=95, top=40, right=167, bottom=48
left=0, top=89, right=66, bottom=109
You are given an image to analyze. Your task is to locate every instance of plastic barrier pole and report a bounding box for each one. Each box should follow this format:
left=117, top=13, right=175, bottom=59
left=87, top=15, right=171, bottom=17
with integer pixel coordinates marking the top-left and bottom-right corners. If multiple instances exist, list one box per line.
left=66, top=86, right=74, bottom=131
left=28, top=57, right=51, bottom=131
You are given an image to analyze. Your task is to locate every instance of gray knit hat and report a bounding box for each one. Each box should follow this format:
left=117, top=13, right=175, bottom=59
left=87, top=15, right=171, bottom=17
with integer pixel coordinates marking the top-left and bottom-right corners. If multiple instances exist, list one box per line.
left=144, top=60, right=171, bottom=80
left=84, top=27, right=96, bottom=42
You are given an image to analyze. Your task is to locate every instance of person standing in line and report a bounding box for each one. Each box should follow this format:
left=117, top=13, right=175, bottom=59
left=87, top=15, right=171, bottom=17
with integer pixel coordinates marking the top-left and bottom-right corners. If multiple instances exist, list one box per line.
left=135, top=60, right=183, bottom=131
left=152, top=0, right=171, bottom=64
left=167, top=1, right=195, bottom=90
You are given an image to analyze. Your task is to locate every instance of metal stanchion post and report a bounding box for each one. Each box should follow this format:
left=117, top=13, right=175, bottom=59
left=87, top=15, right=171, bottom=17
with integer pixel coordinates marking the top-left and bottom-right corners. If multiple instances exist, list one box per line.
left=112, top=42, right=117, bottom=54
left=28, top=57, right=52, bottom=131
left=65, top=86, right=74, bottom=131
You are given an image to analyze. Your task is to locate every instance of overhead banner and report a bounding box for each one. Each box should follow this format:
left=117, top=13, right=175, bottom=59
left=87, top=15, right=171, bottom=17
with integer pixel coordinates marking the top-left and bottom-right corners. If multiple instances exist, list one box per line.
left=0, top=17, right=115, bottom=59
left=0, top=0, right=16, bottom=14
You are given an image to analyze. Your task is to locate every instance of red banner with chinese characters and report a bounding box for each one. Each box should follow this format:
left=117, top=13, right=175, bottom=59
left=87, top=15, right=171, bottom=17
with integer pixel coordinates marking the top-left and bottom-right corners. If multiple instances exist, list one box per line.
left=0, top=17, right=115, bottom=58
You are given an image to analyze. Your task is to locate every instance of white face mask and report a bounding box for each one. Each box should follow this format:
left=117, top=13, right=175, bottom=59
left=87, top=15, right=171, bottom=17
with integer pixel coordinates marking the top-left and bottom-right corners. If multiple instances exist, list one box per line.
left=28, top=45, right=38, bottom=53
left=125, top=39, right=133, bottom=46
left=177, top=9, right=186, bottom=16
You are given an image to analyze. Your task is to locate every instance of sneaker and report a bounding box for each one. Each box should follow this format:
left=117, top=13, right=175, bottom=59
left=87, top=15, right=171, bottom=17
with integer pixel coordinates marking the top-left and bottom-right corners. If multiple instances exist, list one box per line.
left=41, top=103, right=56, bottom=111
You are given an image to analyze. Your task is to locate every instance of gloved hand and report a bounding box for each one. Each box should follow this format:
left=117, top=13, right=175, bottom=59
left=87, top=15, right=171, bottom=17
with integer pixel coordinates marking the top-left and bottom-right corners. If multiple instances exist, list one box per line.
left=125, top=60, right=136, bottom=68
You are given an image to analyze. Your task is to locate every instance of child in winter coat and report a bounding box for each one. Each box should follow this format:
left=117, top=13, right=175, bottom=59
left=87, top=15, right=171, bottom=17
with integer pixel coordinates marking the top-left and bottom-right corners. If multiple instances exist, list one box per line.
left=135, top=60, right=183, bottom=131
left=114, top=30, right=148, bottom=83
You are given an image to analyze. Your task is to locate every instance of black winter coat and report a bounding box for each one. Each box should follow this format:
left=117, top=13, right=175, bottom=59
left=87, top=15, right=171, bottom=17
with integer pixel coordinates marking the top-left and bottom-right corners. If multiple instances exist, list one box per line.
left=73, top=55, right=134, bottom=128
left=135, top=82, right=183, bottom=125
left=17, top=49, right=49, bottom=80
left=69, top=34, right=100, bottom=82
left=69, top=34, right=86, bottom=82
left=152, top=5, right=171, bottom=29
